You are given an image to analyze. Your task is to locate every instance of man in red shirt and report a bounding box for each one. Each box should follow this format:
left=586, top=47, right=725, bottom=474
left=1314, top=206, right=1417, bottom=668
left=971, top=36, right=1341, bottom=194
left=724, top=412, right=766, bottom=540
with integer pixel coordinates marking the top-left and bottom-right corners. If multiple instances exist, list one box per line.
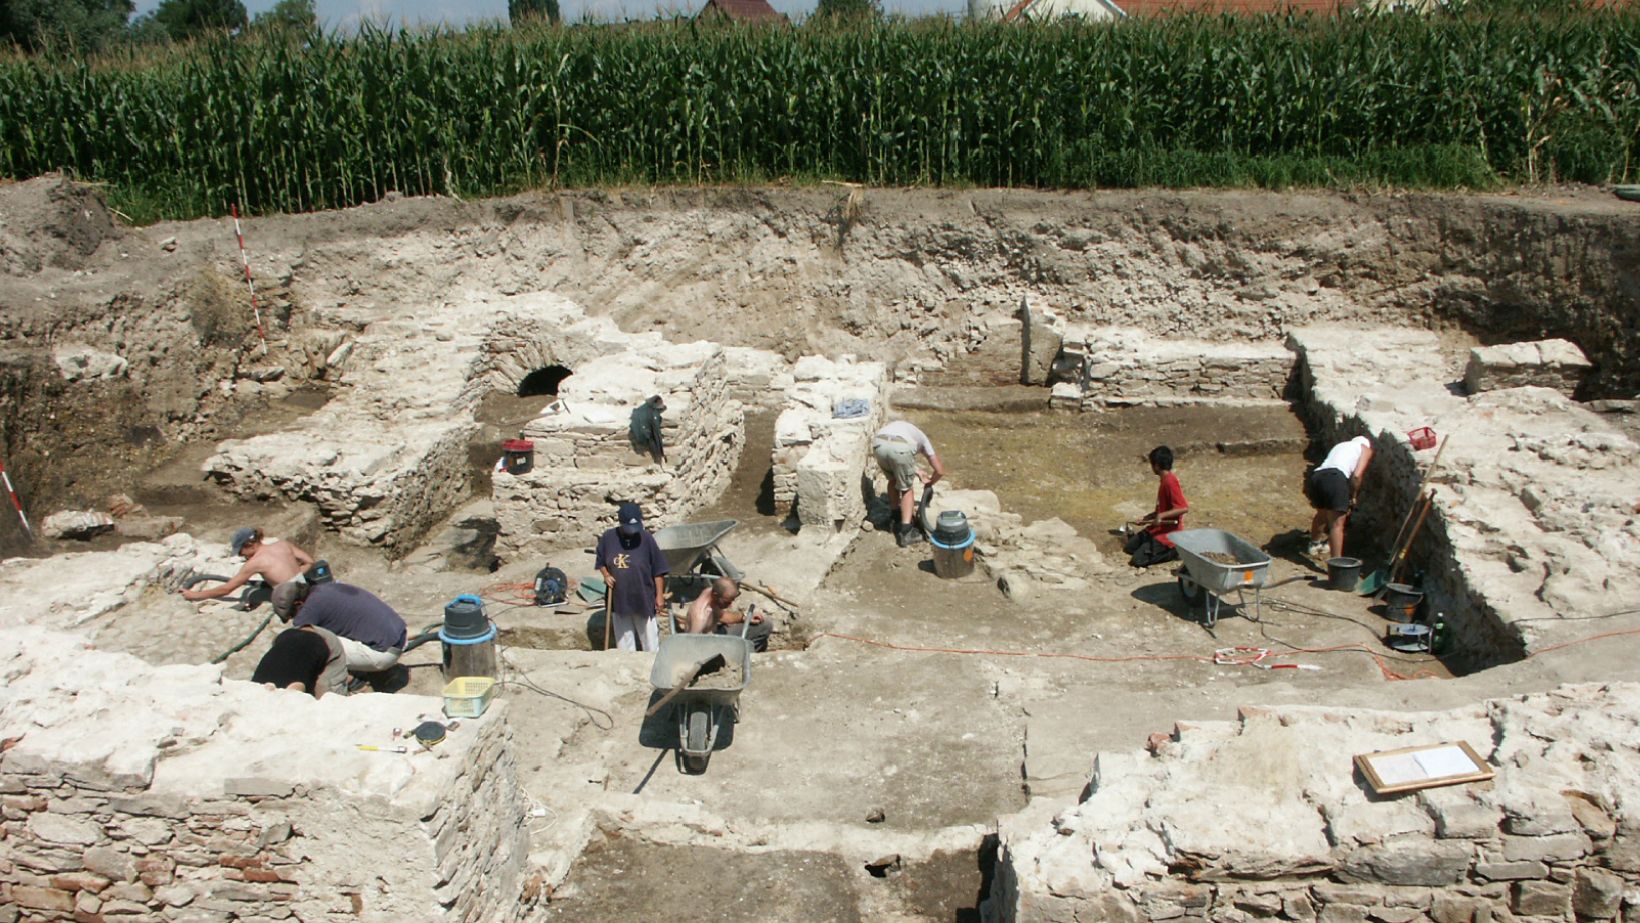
left=1124, top=446, right=1188, bottom=568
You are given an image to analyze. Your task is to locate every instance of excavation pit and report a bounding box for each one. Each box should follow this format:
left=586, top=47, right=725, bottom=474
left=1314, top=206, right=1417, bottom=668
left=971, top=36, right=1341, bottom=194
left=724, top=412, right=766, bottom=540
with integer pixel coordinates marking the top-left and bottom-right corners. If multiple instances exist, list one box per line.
left=4, top=180, right=1640, bottom=923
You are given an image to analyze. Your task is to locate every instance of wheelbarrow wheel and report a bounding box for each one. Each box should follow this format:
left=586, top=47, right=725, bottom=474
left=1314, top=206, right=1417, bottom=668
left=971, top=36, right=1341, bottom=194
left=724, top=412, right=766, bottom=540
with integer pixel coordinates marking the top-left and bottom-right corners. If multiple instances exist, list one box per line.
left=1177, top=573, right=1202, bottom=604
left=683, top=708, right=710, bottom=774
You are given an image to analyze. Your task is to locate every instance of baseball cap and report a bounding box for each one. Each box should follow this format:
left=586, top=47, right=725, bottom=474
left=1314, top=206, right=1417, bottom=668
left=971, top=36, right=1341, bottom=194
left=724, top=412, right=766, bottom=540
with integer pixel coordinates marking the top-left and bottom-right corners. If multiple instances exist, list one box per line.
left=271, top=579, right=309, bottom=622
left=230, top=527, right=258, bottom=557
left=618, top=502, right=643, bottom=535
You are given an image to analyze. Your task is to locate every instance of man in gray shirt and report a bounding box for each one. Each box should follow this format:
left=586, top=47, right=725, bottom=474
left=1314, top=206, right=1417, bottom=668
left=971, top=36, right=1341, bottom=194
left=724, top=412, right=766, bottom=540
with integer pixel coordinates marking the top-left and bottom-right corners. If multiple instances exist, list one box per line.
left=872, top=419, right=947, bottom=548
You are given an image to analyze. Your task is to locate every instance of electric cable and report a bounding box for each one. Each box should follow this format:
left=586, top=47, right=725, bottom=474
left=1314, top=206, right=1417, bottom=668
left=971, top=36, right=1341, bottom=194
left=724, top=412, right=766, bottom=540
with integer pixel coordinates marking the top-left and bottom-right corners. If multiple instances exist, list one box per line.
left=497, top=646, right=615, bottom=730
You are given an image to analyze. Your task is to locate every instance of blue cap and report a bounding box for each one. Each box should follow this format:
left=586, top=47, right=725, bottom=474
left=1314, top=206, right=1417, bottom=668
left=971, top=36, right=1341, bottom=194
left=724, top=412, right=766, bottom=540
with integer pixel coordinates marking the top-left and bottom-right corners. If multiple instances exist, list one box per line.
left=618, top=502, right=643, bottom=535
left=230, top=527, right=258, bottom=557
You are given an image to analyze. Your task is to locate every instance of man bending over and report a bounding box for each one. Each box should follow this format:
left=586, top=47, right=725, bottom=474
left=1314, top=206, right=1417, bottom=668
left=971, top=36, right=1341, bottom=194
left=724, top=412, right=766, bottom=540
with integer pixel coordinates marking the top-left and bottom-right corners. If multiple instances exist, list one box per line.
left=271, top=580, right=408, bottom=674
left=182, top=526, right=314, bottom=602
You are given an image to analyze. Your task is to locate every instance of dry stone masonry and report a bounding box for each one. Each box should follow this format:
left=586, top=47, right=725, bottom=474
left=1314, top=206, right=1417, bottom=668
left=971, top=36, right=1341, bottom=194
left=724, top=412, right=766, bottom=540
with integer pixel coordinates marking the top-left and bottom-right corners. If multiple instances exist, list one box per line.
left=0, top=628, right=533, bottom=923
left=492, top=340, right=745, bottom=557
left=1463, top=339, right=1592, bottom=398
left=771, top=356, right=890, bottom=530
left=991, top=683, right=1640, bottom=923
left=204, top=291, right=737, bottom=558
left=1289, top=326, right=1640, bottom=663
left=1050, top=327, right=1293, bottom=410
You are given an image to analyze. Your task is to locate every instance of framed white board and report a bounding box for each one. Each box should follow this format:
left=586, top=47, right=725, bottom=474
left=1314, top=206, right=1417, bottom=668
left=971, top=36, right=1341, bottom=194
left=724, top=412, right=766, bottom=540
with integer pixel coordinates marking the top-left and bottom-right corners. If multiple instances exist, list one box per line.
left=1355, top=741, right=1494, bottom=795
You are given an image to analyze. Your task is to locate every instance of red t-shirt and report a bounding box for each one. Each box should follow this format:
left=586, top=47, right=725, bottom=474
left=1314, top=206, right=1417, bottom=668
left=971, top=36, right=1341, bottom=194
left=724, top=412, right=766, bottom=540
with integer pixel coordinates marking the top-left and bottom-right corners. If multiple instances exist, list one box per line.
left=1146, top=471, right=1188, bottom=547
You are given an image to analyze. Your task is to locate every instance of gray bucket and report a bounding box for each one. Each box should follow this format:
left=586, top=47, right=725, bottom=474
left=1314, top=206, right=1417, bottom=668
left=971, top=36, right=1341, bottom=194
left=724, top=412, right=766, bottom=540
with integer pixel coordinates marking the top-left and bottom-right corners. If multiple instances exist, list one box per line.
left=1326, top=557, right=1363, bottom=592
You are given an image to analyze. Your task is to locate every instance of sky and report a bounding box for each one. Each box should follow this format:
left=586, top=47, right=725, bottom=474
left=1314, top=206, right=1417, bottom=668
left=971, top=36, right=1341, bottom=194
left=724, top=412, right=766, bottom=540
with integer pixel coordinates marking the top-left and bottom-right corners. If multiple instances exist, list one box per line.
left=131, top=0, right=966, bottom=29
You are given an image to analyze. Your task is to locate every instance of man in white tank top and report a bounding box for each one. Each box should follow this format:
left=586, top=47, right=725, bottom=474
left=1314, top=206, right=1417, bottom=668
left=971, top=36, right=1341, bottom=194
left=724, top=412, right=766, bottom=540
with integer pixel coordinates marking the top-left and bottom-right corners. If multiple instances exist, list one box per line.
left=1305, top=435, right=1373, bottom=560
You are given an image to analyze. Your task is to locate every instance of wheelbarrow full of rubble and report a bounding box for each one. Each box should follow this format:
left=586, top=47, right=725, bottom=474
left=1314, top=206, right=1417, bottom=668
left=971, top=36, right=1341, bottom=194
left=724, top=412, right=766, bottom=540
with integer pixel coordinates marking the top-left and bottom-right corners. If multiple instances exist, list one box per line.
left=1169, top=528, right=1273, bottom=628
left=653, top=518, right=744, bottom=580
left=648, top=630, right=752, bottom=774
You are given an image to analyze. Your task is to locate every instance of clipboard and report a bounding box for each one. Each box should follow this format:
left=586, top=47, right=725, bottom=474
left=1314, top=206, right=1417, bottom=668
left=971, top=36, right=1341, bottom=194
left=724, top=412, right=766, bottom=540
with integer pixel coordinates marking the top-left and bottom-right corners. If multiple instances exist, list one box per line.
left=1355, top=741, right=1495, bottom=795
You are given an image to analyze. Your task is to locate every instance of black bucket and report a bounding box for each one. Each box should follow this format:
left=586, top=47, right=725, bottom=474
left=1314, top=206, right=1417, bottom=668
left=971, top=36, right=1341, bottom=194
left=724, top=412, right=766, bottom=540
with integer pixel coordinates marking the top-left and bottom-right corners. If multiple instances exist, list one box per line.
left=1383, top=583, right=1424, bottom=623
left=1326, top=557, right=1362, bottom=592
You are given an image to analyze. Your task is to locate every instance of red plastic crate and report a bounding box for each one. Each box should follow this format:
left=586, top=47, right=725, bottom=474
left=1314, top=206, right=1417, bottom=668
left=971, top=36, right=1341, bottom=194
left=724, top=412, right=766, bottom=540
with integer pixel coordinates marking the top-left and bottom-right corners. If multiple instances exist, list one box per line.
left=1407, top=427, right=1437, bottom=450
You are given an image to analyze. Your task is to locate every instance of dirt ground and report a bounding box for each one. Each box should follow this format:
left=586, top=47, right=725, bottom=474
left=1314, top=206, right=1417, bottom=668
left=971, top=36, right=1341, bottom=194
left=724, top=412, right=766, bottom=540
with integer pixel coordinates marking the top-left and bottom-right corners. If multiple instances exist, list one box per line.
left=5, top=178, right=1639, bottom=921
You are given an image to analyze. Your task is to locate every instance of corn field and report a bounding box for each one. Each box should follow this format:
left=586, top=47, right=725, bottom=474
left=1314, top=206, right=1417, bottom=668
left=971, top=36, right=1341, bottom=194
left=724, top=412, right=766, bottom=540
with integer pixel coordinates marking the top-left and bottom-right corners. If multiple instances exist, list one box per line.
left=1, top=12, right=1637, bottom=220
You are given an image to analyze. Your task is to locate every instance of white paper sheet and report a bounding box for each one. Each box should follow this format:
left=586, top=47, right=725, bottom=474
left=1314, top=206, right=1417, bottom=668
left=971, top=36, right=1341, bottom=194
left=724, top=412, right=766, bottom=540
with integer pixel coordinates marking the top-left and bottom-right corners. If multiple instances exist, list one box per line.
left=1366, top=752, right=1427, bottom=787
left=1414, top=745, right=1480, bottom=779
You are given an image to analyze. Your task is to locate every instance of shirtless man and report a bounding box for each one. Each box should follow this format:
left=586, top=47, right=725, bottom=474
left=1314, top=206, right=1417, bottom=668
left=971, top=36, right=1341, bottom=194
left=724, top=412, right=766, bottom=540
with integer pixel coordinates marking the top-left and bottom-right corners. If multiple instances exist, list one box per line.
left=682, top=577, right=765, bottom=636
left=182, top=527, right=315, bottom=602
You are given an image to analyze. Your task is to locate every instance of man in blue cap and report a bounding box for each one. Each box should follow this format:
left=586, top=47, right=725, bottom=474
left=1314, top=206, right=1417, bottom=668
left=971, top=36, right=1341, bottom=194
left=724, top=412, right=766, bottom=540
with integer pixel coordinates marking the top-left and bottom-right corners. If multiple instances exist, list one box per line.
left=594, top=502, right=669, bottom=652
left=181, top=526, right=315, bottom=603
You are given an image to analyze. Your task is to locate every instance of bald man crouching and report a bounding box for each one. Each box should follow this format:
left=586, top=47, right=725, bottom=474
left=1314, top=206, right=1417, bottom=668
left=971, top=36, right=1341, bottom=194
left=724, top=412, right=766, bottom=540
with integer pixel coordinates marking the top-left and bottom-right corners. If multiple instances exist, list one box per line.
left=682, top=578, right=772, bottom=653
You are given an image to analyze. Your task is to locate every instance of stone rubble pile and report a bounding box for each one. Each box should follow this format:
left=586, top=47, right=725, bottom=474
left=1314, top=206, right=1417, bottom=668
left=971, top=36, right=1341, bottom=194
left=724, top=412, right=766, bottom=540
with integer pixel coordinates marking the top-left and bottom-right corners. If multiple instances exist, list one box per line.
left=992, top=682, right=1640, bottom=923
left=772, top=356, right=890, bottom=530
left=493, top=340, right=745, bottom=557
left=922, top=488, right=1107, bottom=601
left=1463, top=339, right=1592, bottom=398
left=1051, top=327, right=1293, bottom=411
left=0, top=627, right=533, bottom=923
left=1289, top=326, right=1640, bottom=661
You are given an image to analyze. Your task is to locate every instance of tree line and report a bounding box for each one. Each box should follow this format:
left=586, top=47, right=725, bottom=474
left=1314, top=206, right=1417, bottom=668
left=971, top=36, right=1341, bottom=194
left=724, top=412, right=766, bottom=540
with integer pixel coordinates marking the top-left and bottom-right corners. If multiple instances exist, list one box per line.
left=0, top=0, right=576, bottom=53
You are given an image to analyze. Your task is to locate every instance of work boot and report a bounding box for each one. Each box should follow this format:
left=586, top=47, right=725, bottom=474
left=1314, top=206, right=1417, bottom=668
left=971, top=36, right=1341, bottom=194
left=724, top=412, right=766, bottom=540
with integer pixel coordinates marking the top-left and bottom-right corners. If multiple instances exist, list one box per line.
left=902, top=523, right=926, bottom=546
left=895, top=524, right=910, bottom=548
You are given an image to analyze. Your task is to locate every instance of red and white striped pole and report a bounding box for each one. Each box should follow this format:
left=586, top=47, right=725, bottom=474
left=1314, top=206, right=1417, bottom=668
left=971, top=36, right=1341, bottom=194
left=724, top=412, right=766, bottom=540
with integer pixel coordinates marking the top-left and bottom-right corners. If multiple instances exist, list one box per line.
left=0, top=458, right=32, bottom=540
left=230, top=204, right=268, bottom=350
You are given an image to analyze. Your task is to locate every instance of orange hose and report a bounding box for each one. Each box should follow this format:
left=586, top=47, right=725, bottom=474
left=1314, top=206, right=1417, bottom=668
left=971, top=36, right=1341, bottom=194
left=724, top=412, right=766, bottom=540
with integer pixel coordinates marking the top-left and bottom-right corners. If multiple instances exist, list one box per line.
left=481, top=582, right=539, bottom=607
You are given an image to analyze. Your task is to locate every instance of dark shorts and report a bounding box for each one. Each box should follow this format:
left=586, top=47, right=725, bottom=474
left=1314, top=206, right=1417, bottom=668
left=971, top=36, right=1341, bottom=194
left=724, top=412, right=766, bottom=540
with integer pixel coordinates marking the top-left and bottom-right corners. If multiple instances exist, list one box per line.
left=1307, top=468, right=1351, bottom=512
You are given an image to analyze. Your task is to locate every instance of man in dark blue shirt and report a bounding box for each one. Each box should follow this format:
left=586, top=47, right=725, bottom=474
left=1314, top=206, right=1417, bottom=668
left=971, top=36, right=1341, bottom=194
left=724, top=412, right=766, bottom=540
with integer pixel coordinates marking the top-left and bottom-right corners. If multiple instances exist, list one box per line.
left=594, top=502, right=669, bottom=652
left=272, top=580, right=408, bottom=673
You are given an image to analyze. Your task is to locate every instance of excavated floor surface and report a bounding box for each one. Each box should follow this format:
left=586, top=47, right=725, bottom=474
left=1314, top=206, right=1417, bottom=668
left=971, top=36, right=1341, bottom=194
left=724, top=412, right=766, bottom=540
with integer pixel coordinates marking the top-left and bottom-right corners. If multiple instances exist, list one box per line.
left=4, top=179, right=1639, bottom=920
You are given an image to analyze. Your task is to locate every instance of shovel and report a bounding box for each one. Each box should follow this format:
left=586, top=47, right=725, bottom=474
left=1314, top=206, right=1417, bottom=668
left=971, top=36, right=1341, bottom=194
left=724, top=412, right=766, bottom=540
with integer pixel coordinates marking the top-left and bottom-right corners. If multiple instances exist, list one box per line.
left=1360, top=436, right=1448, bottom=595
left=1360, top=489, right=1433, bottom=596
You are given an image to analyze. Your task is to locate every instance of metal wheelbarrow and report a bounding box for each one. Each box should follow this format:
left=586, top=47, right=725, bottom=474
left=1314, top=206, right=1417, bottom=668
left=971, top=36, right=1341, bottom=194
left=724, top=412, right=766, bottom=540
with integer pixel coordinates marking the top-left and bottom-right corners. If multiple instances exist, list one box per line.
left=647, top=631, right=752, bottom=774
left=653, top=519, right=743, bottom=580
left=1169, top=528, right=1273, bottom=628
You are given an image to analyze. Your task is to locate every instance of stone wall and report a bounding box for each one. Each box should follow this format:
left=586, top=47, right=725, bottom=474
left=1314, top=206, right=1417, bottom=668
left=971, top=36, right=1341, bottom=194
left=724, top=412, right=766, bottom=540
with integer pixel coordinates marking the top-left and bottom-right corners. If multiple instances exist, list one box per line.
left=206, top=291, right=626, bottom=556
left=991, top=683, right=1640, bottom=923
left=1463, top=339, right=1591, bottom=398
left=721, top=346, right=795, bottom=413
left=0, top=628, right=533, bottom=923
left=921, top=299, right=1064, bottom=388
left=1051, top=327, right=1293, bottom=410
left=771, top=356, right=889, bottom=531
left=493, top=342, right=744, bottom=557
left=1288, top=326, right=1640, bottom=665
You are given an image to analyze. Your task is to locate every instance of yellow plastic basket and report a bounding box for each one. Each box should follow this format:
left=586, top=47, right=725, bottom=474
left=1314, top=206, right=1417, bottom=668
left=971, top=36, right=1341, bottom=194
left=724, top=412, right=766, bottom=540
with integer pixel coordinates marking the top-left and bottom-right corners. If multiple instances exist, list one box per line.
left=442, top=676, right=496, bottom=718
